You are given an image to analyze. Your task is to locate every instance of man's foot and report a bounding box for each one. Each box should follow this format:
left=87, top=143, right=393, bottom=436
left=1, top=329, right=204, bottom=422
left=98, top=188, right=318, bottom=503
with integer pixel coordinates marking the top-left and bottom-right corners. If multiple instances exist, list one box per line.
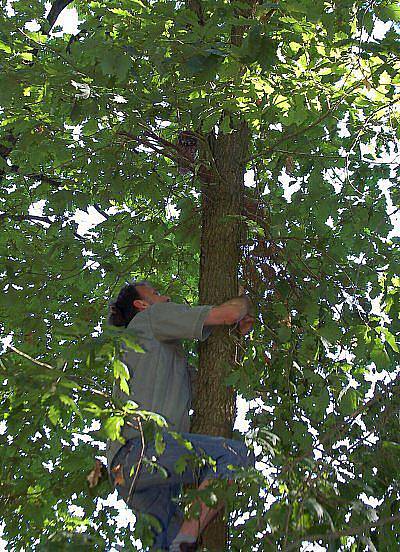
left=168, top=533, right=198, bottom=551
left=179, top=542, right=198, bottom=551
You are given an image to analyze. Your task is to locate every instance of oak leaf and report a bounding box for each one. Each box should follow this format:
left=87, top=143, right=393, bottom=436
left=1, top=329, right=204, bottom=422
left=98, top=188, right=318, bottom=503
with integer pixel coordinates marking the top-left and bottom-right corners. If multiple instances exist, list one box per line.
left=111, top=463, right=125, bottom=487
left=87, top=459, right=103, bottom=488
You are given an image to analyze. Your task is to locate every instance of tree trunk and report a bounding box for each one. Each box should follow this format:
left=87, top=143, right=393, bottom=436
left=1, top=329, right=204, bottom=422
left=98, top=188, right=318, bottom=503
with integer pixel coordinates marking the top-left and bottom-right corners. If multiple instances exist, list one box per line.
left=191, top=122, right=250, bottom=550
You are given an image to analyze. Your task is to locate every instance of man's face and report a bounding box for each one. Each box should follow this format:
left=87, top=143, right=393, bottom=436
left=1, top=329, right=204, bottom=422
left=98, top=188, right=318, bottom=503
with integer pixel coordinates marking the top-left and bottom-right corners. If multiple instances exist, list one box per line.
left=134, top=282, right=171, bottom=311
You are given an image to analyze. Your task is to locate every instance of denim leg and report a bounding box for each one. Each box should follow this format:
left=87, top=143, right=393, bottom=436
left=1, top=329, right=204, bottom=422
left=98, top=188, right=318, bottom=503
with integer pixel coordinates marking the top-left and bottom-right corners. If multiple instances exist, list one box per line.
left=178, top=432, right=255, bottom=480
left=109, top=431, right=255, bottom=549
left=132, top=484, right=183, bottom=551
left=110, top=440, right=185, bottom=551
left=133, top=431, right=254, bottom=488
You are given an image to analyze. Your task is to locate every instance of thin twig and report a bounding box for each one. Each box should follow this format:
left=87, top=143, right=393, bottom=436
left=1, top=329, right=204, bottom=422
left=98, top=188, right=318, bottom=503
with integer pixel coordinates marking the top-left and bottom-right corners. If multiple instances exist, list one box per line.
left=93, top=203, right=110, bottom=220
left=278, top=373, right=400, bottom=480
left=127, top=418, right=147, bottom=503
left=5, top=344, right=110, bottom=399
left=0, top=213, right=53, bottom=225
left=6, top=345, right=55, bottom=370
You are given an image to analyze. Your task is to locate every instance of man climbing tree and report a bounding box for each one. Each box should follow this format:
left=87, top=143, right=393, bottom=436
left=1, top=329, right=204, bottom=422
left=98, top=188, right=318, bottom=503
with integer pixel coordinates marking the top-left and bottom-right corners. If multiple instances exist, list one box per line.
left=106, top=280, right=255, bottom=551
left=1, top=1, right=400, bottom=551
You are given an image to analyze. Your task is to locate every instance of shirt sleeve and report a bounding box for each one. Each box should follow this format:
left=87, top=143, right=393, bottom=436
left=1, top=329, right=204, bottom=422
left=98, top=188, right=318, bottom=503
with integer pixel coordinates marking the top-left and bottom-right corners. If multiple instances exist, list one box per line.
left=148, top=302, right=214, bottom=342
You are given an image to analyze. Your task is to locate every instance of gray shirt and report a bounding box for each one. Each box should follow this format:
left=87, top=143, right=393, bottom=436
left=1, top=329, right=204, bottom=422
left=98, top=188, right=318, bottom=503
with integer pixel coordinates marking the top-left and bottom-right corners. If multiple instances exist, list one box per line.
left=105, top=301, right=214, bottom=473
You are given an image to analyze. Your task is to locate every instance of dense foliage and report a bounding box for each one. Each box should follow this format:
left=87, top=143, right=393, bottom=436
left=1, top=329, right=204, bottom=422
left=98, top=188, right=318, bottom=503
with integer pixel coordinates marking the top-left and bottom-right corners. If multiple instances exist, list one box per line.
left=0, top=0, right=399, bottom=550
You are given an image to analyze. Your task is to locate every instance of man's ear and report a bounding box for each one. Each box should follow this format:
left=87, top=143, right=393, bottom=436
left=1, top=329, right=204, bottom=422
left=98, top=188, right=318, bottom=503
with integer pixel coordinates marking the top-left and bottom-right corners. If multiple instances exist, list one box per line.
left=133, top=299, right=148, bottom=311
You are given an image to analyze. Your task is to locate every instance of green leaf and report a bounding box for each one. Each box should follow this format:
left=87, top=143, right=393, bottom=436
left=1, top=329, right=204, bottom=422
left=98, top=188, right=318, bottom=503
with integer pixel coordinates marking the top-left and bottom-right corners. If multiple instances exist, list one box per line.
left=143, top=411, right=168, bottom=427
left=224, top=371, right=241, bottom=386
left=174, top=454, right=189, bottom=475
left=116, top=55, right=132, bottom=82
left=113, top=360, right=129, bottom=380
left=277, top=326, right=291, bottom=342
left=257, top=36, right=278, bottom=69
left=317, top=321, right=342, bottom=344
left=0, top=40, right=11, bottom=53
left=100, top=50, right=118, bottom=76
left=1, top=0, right=400, bottom=545
left=59, top=394, right=82, bottom=418
left=119, top=377, right=130, bottom=395
left=113, top=359, right=130, bottom=394
left=338, top=388, right=360, bottom=416
left=377, top=3, right=400, bottom=21
left=170, top=432, right=194, bottom=451
left=370, top=339, right=391, bottom=369
left=284, top=0, right=324, bottom=20
left=305, top=497, right=324, bottom=520
left=142, top=458, right=168, bottom=479
left=185, top=53, right=221, bottom=81
left=104, top=416, right=125, bottom=442
left=382, top=440, right=400, bottom=458
left=121, top=333, right=145, bottom=353
left=155, top=431, right=166, bottom=456
left=129, top=463, right=140, bottom=477
left=83, top=402, right=103, bottom=416
left=122, top=400, right=139, bottom=413
left=48, top=405, right=61, bottom=426
left=202, top=110, right=222, bottom=133
left=315, top=387, right=330, bottom=414
left=130, top=0, right=148, bottom=9
left=82, top=119, right=98, bottom=136
left=381, top=328, right=399, bottom=353
left=239, top=26, right=278, bottom=68
left=185, top=55, right=207, bottom=74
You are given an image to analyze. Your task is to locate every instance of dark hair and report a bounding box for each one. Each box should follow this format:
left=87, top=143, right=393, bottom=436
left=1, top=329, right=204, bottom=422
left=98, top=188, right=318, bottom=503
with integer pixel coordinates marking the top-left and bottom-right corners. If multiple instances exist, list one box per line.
left=108, top=280, right=148, bottom=327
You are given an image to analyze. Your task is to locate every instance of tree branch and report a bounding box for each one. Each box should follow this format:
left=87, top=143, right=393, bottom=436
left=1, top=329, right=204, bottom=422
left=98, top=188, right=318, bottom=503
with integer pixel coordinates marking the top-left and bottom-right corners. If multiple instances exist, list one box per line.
left=279, top=373, right=400, bottom=481
left=5, top=344, right=110, bottom=399
left=93, top=204, right=110, bottom=220
left=0, top=211, right=92, bottom=244
left=117, top=130, right=187, bottom=167
left=185, top=0, right=205, bottom=26
left=285, top=513, right=400, bottom=551
left=250, top=99, right=344, bottom=163
left=0, top=213, right=53, bottom=225
left=44, top=0, right=75, bottom=34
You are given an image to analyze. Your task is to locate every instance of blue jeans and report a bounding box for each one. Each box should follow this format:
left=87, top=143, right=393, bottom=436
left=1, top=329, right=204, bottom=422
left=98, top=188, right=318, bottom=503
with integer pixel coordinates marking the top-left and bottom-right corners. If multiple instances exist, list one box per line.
left=109, top=430, right=255, bottom=551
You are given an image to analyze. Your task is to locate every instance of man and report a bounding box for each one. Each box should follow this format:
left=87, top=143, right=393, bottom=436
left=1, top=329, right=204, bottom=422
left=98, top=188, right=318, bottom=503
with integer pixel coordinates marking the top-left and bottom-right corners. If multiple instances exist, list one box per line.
left=106, top=280, right=255, bottom=551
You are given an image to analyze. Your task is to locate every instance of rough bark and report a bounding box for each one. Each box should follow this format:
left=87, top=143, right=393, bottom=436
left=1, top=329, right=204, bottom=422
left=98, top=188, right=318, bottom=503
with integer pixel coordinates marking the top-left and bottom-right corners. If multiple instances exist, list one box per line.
left=191, top=122, right=250, bottom=550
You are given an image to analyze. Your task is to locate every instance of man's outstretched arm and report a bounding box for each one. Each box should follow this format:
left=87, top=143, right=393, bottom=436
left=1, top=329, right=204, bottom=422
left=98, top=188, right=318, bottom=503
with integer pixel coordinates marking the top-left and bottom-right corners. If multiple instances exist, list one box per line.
left=203, top=295, right=253, bottom=327
left=147, top=296, right=254, bottom=342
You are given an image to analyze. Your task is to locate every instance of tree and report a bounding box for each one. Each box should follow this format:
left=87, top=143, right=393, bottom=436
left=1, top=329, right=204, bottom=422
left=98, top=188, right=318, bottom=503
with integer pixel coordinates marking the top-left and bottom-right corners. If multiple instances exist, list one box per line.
left=0, top=0, right=399, bottom=550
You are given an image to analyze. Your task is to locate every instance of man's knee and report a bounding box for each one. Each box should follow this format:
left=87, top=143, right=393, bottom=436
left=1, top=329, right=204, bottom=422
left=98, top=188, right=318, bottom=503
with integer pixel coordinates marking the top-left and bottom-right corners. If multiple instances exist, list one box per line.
left=238, top=442, right=255, bottom=468
left=246, top=446, right=256, bottom=468
left=225, top=439, right=255, bottom=469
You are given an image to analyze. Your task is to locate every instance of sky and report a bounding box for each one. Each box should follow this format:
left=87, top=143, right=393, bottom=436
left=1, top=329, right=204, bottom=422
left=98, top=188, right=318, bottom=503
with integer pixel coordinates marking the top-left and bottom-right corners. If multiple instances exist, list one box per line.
left=1, top=4, right=399, bottom=551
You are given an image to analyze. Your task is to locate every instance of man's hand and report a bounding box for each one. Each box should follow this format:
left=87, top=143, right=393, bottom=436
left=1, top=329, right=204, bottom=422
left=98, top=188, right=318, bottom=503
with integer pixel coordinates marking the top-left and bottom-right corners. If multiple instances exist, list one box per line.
left=238, top=314, right=255, bottom=336
left=204, top=296, right=253, bottom=327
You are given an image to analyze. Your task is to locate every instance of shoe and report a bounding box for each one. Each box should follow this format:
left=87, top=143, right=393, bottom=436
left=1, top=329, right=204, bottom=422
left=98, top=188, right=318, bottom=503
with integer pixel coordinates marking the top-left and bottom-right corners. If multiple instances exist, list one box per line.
left=179, top=543, right=198, bottom=552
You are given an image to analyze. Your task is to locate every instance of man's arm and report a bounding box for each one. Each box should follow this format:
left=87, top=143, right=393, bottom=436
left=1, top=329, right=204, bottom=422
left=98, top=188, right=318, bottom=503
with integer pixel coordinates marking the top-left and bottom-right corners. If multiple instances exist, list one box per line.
left=237, top=314, right=255, bottom=336
left=203, top=295, right=252, bottom=326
